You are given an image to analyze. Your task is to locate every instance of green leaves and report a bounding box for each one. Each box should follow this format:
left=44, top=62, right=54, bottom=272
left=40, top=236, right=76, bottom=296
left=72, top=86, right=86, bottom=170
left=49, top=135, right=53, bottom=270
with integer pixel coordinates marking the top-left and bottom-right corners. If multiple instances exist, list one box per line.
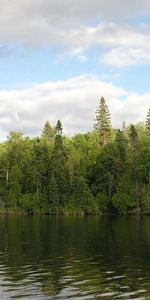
left=94, top=97, right=112, bottom=146
left=0, top=106, right=149, bottom=215
left=146, top=108, right=150, bottom=135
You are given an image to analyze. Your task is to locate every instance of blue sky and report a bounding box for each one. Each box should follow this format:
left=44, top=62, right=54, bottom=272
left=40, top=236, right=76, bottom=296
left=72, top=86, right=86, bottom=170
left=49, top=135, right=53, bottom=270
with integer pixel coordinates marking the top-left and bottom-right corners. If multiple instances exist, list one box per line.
left=1, top=46, right=150, bottom=94
left=0, top=0, right=150, bottom=138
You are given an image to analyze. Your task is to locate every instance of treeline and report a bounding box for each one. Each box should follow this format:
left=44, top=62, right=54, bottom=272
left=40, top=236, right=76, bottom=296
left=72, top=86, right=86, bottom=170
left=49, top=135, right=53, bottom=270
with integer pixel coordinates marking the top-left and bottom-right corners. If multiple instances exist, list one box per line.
left=0, top=97, right=150, bottom=214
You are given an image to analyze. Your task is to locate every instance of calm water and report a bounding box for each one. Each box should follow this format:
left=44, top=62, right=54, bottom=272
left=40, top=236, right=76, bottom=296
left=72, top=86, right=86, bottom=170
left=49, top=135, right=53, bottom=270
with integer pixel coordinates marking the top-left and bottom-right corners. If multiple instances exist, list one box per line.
left=0, top=216, right=150, bottom=299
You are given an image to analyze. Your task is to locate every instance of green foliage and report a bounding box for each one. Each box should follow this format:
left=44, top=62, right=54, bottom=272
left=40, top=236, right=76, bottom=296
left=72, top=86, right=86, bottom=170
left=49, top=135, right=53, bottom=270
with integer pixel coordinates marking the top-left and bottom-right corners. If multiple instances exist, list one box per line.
left=94, top=97, right=111, bottom=146
left=146, top=108, right=150, bottom=135
left=91, top=143, right=117, bottom=200
left=47, top=174, right=59, bottom=211
left=56, top=120, right=63, bottom=135
left=112, top=192, right=133, bottom=214
left=129, top=124, right=139, bottom=149
left=21, top=193, right=40, bottom=213
left=41, top=121, right=55, bottom=141
left=0, top=106, right=149, bottom=215
left=143, top=187, right=150, bottom=210
left=7, top=163, right=22, bottom=208
left=71, top=176, right=98, bottom=213
left=95, top=193, right=110, bottom=212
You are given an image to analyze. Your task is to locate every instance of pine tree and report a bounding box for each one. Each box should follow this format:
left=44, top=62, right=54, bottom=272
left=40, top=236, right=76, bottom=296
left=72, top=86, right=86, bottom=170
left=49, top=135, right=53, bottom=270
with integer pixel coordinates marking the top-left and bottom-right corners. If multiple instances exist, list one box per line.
left=94, top=97, right=111, bottom=146
left=48, top=174, right=59, bottom=211
left=53, top=120, right=64, bottom=156
left=51, top=120, right=68, bottom=206
left=129, top=125, right=140, bottom=210
left=7, top=163, right=22, bottom=208
left=41, top=121, right=55, bottom=141
left=115, top=129, right=127, bottom=179
left=56, top=120, right=63, bottom=135
left=129, top=125, right=138, bottom=149
left=146, top=108, right=150, bottom=135
left=72, top=176, right=95, bottom=213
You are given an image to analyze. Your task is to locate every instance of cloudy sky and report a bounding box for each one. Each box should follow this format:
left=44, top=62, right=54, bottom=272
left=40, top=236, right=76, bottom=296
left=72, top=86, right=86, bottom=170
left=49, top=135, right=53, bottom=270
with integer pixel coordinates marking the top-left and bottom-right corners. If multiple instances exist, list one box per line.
left=0, top=0, right=150, bottom=139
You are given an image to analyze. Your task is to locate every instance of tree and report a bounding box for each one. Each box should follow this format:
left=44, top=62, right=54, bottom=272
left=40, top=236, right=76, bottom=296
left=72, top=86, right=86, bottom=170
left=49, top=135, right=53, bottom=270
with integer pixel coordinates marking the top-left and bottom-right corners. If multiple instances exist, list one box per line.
left=56, top=120, right=63, bottom=135
left=0, top=100, right=150, bottom=215
left=115, top=129, right=127, bottom=180
left=51, top=120, right=68, bottom=207
left=53, top=120, right=65, bottom=159
left=41, top=121, right=55, bottom=141
left=129, top=125, right=140, bottom=210
left=47, top=174, right=59, bottom=212
left=112, top=191, right=133, bottom=214
left=71, top=176, right=97, bottom=213
left=146, top=108, right=150, bottom=135
left=91, top=143, right=117, bottom=203
left=7, top=164, right=22, bottom=208
left=94, top=97, right=111, bottom=146
left=138, top=135, right=150, bottom=207
left=129, top=125, right=138, bottom=148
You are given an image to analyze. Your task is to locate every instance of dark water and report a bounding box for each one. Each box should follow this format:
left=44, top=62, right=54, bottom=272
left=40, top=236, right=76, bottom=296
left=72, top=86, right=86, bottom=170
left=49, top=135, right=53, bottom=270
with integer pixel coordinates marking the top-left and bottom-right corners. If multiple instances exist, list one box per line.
left=0, top=216, right=150, bottom=299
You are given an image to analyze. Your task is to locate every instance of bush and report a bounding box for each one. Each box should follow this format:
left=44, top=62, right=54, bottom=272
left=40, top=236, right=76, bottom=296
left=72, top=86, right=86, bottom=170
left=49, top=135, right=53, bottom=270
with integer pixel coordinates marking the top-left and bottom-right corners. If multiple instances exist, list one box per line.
left=112, top=191, right=134, bottom=214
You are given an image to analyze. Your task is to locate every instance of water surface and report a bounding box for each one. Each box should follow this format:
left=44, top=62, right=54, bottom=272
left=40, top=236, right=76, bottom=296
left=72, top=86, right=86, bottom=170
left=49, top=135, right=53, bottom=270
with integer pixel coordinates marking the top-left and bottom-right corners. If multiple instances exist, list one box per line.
left=0, top=216, right=150, bottom=299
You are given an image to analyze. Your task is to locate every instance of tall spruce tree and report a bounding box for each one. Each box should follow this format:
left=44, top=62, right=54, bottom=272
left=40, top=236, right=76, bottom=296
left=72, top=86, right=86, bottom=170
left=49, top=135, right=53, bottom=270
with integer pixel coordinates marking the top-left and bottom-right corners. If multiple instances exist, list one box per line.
left=7, top=163, right=22, bottom=208
left=51, top=120, right=68, bottom=207
left=146, top=108, right=150, bottom=135
left=115, top=129, right=127, bottom=179
left=41, top=121, right=55, bottom=141
left=129, top=125, right=140, bottom=210
left=48, top=174, right=59, bottom=212
left=94, top=97, right=111, bottom=146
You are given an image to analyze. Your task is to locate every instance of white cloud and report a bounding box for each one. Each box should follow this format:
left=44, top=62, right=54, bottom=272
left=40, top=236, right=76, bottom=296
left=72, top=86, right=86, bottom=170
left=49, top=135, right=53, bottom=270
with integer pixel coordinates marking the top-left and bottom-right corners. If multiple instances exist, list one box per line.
left=102, top=47, right=150, bottom=67
left=0, top=1, right=150, bottom=69
left=60, top=24, right=150, bottom=67
left=0, top=1, right=150, bottom=48
left=62, top=24, right=150, bottom=49
left=0, top=75, right=149, bottom=140
left=1, top=0, right=150, bottom=32
left=50, top=23, right=150, bottom=67
left=63, top=47, right=87, bottom=63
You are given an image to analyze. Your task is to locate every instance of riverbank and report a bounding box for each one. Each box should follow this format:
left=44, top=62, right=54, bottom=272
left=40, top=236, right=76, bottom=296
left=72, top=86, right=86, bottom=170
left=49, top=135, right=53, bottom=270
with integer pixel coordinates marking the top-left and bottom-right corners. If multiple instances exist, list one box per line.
left=0, top=208, right=150, bottom=216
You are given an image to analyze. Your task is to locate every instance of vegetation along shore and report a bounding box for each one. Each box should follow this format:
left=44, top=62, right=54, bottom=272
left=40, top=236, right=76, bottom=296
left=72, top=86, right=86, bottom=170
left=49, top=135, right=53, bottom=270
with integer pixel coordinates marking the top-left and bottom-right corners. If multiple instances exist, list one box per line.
left=0, top=97, right=150, bottom=215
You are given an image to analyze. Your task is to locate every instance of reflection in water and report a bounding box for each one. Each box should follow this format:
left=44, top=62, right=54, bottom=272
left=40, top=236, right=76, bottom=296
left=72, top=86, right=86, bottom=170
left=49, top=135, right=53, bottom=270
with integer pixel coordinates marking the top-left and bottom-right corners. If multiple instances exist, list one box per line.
left=0, top=216, right=149, bottom=298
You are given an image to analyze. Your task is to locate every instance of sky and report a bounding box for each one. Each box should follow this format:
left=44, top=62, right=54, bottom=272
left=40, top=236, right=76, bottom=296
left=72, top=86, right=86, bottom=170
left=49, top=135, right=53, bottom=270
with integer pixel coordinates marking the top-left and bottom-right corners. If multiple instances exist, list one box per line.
left=0, top=0, right=150, bottom=139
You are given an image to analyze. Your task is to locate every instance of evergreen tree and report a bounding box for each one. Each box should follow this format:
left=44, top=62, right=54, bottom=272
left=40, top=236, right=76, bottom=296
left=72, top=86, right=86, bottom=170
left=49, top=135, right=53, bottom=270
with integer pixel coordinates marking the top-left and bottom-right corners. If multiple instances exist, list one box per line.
left=129, top=125, right=138, bottom=148
left=91, top=144, right=117, bottom=203
left=42, top=121, right=55, bottom=141
left=53, top=120, right=65, bottom=157
left=129, top=125, right=140, bottom=210
left=146, top=108, right=150, bottom=135
left=94, top=97, right=111, bottom=146
left=47, top=174, right=59, bottom=212
left=55, top=120, right=63, bottom=135
left=51, top=120, right=68, bottom=207
left=72, top=176, right=96, bottom=213
left=0, top=101, right=150, bottom=215
left=115, top=129, right=127, bottom=179
left=7, top=164, right=22, bottom=208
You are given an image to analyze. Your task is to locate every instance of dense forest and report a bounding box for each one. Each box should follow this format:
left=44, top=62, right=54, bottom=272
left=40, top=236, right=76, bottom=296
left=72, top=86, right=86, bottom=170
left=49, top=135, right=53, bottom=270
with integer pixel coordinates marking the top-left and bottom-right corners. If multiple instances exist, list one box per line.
left=0, top=97, right=150, bottom=215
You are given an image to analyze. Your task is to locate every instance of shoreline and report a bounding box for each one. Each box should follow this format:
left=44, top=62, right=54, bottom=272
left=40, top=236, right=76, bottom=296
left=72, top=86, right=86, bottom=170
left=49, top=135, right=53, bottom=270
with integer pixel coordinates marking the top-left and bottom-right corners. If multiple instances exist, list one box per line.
left=0, top=210, right=149, bottom=216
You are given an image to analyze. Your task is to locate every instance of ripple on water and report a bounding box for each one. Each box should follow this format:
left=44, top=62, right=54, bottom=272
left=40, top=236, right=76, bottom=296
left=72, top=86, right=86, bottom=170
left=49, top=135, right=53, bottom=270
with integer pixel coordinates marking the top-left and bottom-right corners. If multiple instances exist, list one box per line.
left=0, top=216, right=150, bottom=299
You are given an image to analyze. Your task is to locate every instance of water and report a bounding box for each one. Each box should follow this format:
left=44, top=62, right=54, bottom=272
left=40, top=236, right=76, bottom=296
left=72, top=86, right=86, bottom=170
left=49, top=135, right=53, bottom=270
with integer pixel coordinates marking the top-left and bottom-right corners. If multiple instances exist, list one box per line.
left=0, top=216, right=150, bottom=299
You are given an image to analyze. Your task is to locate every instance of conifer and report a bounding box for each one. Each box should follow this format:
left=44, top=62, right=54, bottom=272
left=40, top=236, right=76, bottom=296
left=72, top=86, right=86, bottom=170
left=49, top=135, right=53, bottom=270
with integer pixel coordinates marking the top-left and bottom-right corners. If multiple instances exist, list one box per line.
left=146, top=108, right=150, bottom=135
left=94, top=97, right=111, bottom=146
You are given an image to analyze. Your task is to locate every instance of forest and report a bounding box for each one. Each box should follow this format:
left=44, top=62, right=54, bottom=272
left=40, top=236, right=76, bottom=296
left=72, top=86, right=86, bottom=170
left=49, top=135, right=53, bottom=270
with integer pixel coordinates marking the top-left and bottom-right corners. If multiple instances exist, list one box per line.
left=0, top=97, right=150, bottom=215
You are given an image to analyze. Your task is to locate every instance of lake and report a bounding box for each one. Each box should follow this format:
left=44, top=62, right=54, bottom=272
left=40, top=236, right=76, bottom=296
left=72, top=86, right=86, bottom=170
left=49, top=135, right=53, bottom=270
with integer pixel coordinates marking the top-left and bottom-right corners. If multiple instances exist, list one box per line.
left=0, top=216, right=150, bottom=299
